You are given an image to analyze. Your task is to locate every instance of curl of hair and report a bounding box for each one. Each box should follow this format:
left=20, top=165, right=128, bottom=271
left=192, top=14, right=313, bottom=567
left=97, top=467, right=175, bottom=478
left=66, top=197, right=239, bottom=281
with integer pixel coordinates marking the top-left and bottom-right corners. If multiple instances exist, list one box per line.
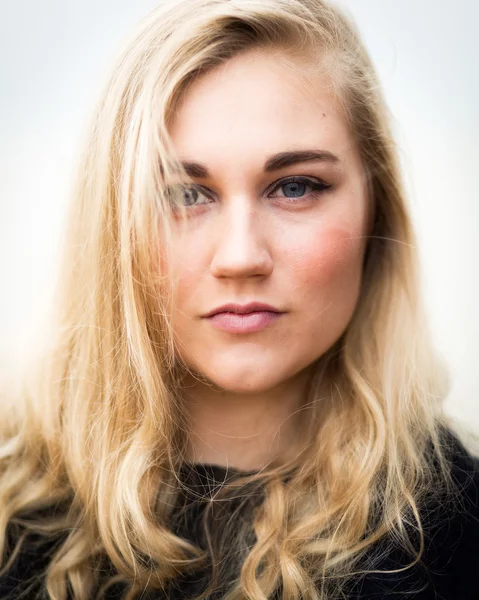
left=0, top=1, right=470, bottom=599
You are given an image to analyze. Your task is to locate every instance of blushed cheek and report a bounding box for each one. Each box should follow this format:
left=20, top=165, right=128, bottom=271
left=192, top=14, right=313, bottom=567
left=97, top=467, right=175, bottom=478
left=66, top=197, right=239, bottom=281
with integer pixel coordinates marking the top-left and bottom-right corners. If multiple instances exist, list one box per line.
left=289, top=227, right=365, bottom=290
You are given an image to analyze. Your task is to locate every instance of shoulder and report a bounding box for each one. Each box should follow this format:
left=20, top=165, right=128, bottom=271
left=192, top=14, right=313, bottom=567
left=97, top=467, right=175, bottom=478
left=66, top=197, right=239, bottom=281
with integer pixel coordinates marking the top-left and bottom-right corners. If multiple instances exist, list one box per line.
left=352, top=427, right=479, bottom=600
left=419, top=426, right=479, bottom=598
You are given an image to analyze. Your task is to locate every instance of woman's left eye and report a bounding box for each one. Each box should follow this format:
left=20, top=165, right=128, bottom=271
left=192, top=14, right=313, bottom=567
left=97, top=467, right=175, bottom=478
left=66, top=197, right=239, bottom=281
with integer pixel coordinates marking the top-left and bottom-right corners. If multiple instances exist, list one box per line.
left=268, top=177, right=332, bottom=201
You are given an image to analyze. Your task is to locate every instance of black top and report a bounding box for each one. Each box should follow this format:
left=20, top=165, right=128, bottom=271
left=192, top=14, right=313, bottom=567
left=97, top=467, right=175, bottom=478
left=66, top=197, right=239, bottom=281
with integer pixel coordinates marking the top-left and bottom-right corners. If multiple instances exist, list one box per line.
left=1, top=428, right=478, bottom=599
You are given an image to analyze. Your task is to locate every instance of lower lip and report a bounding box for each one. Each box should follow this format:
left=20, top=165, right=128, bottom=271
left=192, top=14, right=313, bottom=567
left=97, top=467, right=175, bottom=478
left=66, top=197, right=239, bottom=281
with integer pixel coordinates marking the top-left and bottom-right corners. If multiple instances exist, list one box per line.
left=206, top=311, right=282, bottom=333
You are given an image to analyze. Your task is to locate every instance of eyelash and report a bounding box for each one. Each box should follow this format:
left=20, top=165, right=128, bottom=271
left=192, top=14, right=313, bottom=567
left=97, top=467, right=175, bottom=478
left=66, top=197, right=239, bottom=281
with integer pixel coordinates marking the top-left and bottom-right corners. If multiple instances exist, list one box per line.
left=167, top=176, right=332, bottom=211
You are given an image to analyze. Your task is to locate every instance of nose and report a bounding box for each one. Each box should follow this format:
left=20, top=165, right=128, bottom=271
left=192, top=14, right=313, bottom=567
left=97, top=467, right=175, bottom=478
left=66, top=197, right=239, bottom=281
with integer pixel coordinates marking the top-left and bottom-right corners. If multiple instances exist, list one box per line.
left=209, top=197, right=273, bottom=279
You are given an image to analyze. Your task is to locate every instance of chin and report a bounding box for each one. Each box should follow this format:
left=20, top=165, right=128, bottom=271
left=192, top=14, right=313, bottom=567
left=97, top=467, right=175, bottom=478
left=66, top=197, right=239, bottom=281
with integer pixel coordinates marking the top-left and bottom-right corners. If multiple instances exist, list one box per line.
left=191, top=357, right=307, bottom=395
left=205, top=375, right=284, bottom=394
left=178, top=345, right=315, bottom=393
left=179, top=360, right=273, bottom=392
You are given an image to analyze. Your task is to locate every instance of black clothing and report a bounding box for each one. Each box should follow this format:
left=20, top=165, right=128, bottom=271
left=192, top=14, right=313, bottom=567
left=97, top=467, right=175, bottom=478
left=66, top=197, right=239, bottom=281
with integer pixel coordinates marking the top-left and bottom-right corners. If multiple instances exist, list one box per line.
left=1, top=428, right=478, bottom=599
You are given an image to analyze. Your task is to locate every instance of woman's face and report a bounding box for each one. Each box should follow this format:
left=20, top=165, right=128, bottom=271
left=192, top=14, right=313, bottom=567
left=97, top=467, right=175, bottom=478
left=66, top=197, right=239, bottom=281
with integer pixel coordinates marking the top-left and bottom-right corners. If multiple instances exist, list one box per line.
left=167, top=48, right=371, bottom=394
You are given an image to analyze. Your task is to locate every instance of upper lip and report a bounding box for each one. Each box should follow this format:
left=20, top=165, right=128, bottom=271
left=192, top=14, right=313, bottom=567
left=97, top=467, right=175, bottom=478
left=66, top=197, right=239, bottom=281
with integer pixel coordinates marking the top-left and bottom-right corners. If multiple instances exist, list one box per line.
left=204, top=302, right=283, bottom=317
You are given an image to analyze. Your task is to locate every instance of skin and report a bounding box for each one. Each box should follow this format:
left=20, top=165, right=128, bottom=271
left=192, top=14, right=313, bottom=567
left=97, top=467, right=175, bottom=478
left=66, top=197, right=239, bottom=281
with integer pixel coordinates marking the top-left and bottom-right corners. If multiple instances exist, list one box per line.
left=167, top=48, right=371, bottom=471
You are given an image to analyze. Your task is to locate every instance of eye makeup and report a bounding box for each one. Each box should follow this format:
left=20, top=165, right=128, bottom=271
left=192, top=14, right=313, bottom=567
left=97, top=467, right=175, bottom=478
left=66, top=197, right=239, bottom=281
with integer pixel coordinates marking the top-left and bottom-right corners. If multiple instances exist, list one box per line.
left=166, top=174, right=333, bottom=211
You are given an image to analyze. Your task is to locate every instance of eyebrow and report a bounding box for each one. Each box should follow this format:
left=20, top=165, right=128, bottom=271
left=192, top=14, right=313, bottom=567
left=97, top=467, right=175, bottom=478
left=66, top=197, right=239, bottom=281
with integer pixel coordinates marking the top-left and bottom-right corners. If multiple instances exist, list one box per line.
left=177, top=149, right=341, bottom=179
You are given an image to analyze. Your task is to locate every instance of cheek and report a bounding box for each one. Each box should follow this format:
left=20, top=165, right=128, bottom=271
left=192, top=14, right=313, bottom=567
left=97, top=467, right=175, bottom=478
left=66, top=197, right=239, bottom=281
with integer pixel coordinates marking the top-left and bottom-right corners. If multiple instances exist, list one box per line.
left=168, top=243, right=206, bottom=307
left=284, top=226, right=365, bottom=351
left=172, top=265, right=200, bottom=306
left=287, top=227, right=364, bottom=288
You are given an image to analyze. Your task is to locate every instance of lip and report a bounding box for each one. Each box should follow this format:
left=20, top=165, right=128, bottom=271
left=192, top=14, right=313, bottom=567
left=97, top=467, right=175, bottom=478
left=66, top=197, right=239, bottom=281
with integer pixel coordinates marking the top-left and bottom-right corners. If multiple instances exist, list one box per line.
left=206, top=310, right=283, bottom=333
left=203, top=302, right=282, bottom=317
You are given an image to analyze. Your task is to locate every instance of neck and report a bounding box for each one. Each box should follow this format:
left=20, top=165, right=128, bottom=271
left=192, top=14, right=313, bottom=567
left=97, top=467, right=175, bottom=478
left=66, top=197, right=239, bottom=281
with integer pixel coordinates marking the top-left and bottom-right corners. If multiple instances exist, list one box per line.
left=181, top=367, right=314, bottom=471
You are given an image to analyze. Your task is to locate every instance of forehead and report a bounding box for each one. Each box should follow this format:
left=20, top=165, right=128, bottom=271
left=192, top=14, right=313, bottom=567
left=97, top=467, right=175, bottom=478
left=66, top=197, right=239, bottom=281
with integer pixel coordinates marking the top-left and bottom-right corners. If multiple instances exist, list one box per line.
left=169, top=48, right=357, bottom=172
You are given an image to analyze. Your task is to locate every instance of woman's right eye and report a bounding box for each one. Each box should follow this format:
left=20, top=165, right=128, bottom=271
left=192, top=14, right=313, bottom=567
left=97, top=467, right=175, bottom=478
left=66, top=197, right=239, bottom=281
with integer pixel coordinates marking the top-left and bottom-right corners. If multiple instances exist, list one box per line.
left=166, top=185, right=210, bottom=209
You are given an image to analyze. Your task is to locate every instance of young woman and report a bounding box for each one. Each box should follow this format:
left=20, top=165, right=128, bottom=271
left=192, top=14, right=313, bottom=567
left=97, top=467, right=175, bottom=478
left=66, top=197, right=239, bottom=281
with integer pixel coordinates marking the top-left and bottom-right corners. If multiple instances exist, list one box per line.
left=0, top=0, right=478, bottom=599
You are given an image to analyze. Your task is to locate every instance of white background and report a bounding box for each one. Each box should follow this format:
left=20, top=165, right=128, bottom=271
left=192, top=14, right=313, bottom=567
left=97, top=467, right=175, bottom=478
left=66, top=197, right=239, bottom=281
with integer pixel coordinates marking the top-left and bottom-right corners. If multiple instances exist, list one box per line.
left=1, top=1, right=478, bottom=440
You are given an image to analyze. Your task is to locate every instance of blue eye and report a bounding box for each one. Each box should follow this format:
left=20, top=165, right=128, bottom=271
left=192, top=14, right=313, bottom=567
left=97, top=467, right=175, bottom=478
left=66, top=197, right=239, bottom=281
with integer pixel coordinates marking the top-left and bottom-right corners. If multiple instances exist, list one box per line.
left=166, top=184, right=210, bottom=209
left=268, top=176, right=331, bottom=201
left=179, top=186, right=201, bottom=206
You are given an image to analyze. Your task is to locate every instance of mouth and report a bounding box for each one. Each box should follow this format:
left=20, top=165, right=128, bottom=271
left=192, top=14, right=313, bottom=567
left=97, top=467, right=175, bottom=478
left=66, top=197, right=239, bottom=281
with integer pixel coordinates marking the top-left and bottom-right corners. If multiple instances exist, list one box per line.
left=204, top=302, right=282, bottom=318
left=205, top=310, right=283, bottom=334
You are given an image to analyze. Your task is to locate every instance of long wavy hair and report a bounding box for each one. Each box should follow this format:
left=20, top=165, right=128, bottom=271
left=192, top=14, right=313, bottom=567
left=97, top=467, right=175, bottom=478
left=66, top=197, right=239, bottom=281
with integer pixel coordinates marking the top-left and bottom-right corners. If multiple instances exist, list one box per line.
left=0, top=0, right=469, bottom=598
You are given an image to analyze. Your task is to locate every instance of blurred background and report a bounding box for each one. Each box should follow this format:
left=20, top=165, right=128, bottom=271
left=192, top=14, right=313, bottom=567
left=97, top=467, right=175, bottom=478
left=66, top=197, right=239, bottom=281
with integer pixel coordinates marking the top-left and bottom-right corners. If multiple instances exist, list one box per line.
left=0, top=1, right=478, bottom=442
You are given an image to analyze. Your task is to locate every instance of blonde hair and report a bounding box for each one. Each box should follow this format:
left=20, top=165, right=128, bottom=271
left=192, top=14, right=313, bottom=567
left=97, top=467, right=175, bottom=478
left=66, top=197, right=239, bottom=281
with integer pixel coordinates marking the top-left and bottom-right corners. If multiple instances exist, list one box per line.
left=0, top=0, right=468, bottom=598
